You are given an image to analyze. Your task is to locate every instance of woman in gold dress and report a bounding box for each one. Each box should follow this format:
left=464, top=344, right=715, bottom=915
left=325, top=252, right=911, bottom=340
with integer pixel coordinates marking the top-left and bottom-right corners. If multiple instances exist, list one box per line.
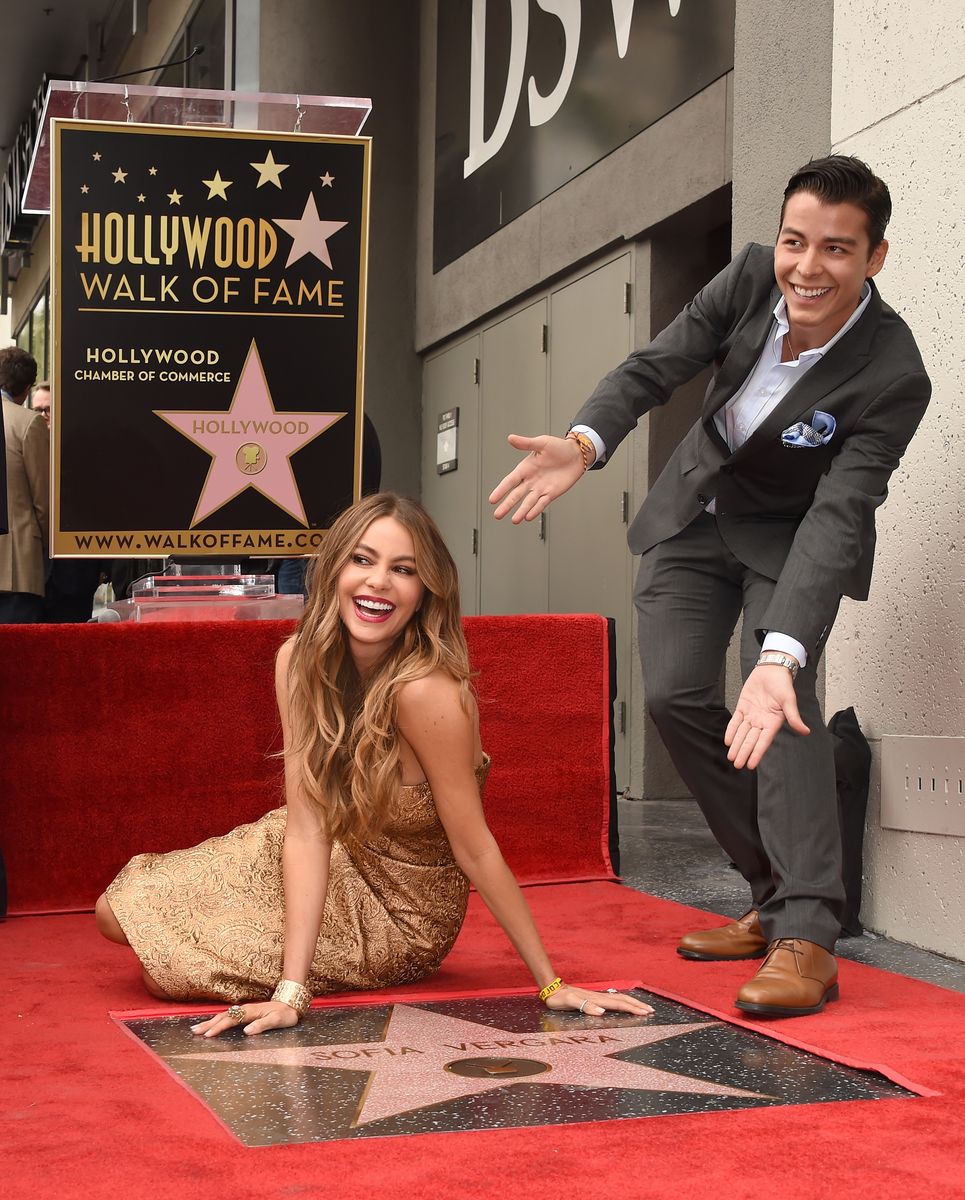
left=96, top=494, right=651, bottom=1036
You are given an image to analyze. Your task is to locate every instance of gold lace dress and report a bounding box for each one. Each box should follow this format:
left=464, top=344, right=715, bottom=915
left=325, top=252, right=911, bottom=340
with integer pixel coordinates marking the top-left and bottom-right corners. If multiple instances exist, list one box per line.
left=106, top=760, right=489, bottom=1003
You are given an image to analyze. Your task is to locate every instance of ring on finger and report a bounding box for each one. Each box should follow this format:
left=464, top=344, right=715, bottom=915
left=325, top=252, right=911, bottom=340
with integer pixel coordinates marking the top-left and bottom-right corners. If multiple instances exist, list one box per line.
left=579, top=999, right=589, bottom=1014
left=226, top=1005, right=247, bottom=1023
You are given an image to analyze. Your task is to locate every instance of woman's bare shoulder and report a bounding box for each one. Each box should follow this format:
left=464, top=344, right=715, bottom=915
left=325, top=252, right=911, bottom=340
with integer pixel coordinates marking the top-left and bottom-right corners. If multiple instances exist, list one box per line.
left=398, top=668, right=462, bottom=709
left=275, top=635, right=297, bottom=686
left=397, top=669, right=475, bottom=726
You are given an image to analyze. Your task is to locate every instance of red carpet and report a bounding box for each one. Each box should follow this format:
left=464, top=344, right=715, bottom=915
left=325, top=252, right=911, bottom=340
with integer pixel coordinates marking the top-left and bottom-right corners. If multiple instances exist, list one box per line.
left=4, top=884, right=965, bottom=1200
left=4, top=616, right=964, bottom=1196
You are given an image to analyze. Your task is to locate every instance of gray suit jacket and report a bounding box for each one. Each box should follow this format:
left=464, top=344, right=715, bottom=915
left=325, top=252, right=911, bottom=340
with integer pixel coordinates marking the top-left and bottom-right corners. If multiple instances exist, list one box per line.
left=572, top=243, right=931, bottom=655
left=1, top=399, right=50, bottom=596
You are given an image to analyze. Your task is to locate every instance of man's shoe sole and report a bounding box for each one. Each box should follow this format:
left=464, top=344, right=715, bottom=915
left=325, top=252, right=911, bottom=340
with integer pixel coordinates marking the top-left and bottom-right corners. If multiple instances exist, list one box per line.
left=676, top=946, right=768, bottom=962
left=734, top=982, right=840, bottom=1017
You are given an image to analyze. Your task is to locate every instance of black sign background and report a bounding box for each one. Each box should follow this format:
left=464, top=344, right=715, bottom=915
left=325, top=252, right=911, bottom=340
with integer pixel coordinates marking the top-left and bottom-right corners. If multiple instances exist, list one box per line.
left=434, top=0, right=735, bottom=270
left=52, top=121, right=369, bottom=556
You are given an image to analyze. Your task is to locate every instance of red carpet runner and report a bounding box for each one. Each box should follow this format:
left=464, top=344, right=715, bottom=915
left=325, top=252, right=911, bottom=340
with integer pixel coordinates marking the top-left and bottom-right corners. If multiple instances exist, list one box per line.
left=4, top=884, right=965, bottom=1200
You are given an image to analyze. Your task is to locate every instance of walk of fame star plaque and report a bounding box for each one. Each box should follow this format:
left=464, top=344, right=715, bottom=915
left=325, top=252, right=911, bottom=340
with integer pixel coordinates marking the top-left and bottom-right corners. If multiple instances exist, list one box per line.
left=118, top=992, right=914, bottom=1146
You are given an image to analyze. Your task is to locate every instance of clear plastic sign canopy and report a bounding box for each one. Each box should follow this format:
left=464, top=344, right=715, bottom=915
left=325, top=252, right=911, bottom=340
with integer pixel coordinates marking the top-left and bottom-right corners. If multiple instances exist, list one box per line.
left=23, top=79, right=371, bottom=215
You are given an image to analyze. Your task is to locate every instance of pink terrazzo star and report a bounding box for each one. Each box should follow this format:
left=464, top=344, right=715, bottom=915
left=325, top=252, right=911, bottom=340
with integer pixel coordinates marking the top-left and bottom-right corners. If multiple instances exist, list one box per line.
left=179, top=1004, right=769, bottom=1127
left=155, top=339, right=345, bottom=526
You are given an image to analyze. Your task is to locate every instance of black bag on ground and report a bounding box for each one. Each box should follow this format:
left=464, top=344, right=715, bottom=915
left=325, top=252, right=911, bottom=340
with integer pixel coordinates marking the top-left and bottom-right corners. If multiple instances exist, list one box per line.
left=829, top=706, right=872, bottom=937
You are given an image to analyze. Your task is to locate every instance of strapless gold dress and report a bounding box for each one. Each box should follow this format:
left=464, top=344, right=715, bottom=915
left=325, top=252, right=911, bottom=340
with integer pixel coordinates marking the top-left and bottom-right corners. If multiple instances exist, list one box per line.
left=106, top=760, right=489, bottom=1003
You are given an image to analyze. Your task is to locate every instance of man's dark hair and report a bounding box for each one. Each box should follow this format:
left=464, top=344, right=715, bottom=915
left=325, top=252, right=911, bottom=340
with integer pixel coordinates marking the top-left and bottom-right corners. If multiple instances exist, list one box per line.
left=0, top=346, right=38, bottom=399
left=781, top=155, right=892, bottom=250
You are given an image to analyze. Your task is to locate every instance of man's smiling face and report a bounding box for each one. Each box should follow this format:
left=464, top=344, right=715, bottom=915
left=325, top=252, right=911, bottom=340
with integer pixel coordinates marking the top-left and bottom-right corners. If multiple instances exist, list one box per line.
left=774, top=191, right=888, bottom=352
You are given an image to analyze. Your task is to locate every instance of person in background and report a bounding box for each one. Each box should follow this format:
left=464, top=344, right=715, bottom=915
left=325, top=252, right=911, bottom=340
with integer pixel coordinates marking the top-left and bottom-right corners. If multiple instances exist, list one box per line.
left=25, top=380, right=103, bottom=622
left=28, top=381, right=51, bottom=427
left=0, top=347, right=48, bottom=623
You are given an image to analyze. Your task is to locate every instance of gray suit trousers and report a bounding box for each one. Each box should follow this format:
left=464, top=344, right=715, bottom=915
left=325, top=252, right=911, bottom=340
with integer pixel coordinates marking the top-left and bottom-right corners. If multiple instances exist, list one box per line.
left=635, top=513, right=844, bottom=951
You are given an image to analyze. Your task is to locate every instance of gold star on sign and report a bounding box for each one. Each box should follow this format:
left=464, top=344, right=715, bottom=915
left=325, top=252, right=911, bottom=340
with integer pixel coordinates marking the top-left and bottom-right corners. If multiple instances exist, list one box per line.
left=137, top=193, right=146, bottom=203
left=80, top=184, right=89, bottom=194
left=320, top=171, right=335, bottom=187
left=112, top=167, right=128, bottom=183
left=92, top=152, right=101, bottom=162
left=250, top=150, right=289, bottom=189
left=149, top=166, right=158, bottom=175
left=202, top=170, right=233, bottom=201
left=167, top=189, right=183, bottom=206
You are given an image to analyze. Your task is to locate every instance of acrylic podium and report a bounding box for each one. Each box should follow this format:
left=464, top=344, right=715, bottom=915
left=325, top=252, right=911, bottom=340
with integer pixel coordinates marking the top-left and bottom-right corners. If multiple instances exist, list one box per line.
left=106, top=564, right=304, bottom=623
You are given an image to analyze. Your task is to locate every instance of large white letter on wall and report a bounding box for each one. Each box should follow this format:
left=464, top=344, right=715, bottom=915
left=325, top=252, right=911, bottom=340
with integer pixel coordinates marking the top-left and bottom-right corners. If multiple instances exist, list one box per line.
left=528, top=0, right=581, bottom=127
left=464, top=0, right=529, bottom=178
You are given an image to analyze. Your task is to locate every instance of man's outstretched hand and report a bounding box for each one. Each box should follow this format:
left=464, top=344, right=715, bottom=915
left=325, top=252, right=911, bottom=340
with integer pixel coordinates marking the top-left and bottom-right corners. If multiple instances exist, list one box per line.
left=725, top=664, right=809, bottom=770
left=489, top=434, right=587, bottom=523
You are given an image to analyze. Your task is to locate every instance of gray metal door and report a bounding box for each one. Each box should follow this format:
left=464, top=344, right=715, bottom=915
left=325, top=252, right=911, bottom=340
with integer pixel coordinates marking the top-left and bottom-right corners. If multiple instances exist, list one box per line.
left=547, top=255, right=634, bottom=786
left=421, top=335, right=481, bottom=615
left=479, top=299, right=549, bottom=614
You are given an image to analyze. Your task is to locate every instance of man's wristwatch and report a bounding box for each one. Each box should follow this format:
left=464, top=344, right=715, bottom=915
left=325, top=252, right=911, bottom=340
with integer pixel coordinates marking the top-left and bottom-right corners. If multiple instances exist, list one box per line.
left=756, top=651, right=800, bottom=680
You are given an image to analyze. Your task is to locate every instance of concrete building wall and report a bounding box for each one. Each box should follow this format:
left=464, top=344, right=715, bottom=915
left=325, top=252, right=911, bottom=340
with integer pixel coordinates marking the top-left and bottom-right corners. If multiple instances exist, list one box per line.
left=824, top=3, right=965, bottom=957
left=259, top=0, right=421, bottom=497
left=730, top=0, right=834, bottom=249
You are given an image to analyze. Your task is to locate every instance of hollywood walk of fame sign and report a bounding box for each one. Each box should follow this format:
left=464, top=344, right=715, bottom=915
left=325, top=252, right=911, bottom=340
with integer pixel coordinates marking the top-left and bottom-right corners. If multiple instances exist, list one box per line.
left=50, top=119, right=370, bottom=557
left=120, top=993, right=914, bottom=1147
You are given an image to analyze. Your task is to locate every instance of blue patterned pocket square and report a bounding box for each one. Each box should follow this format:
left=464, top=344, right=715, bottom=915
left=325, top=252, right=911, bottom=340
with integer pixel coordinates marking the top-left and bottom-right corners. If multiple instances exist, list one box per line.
left=781, top=410, right=837, bottom=448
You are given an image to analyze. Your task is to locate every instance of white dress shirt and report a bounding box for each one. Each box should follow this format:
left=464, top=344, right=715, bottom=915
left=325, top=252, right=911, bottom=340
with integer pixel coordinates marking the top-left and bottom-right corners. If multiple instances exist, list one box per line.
left=573, top=284, right=872, bottom=667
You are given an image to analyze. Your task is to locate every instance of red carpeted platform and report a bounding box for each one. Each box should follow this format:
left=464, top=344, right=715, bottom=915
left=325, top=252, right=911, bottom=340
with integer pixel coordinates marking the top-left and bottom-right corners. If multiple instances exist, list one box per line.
left=0, top=616, right=615, bottom=915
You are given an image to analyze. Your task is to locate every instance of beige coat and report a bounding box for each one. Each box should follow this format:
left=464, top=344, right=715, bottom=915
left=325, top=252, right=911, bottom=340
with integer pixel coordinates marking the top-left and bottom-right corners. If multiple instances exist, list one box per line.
left=1, top=398, right=49, bottom=595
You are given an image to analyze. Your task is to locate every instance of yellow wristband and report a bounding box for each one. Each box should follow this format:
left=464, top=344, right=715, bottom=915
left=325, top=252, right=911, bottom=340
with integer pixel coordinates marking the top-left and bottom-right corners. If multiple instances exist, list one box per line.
left=565, top=431, right=594, bottom=471
left=538, top=976, right=564, bottom=1002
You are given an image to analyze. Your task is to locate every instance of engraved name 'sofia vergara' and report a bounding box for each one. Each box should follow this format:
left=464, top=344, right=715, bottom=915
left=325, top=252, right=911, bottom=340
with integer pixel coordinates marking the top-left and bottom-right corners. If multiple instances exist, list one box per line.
left=74, top=212, right=345, bottom=308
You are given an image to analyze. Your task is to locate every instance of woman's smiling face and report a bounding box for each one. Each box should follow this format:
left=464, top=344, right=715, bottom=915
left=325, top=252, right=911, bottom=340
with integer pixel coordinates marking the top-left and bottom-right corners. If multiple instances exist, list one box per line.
left=337, top=515, right=425, bottom=670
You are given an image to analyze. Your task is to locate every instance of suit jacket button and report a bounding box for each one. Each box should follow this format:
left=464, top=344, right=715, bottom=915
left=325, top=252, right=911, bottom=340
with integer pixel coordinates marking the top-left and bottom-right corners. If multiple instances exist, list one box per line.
left=697, top=493, right=708, bottom=506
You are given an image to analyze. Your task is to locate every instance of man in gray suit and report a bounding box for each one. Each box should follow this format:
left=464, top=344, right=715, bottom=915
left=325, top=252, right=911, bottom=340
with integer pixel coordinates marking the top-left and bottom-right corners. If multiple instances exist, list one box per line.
left=490, top=156, right=931, bottom=1018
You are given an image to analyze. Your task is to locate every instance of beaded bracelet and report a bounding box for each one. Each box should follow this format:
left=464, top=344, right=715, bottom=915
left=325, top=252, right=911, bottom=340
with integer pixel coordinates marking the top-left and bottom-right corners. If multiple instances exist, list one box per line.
left=565, top=431, right=595, bottom=472
left=272, top=978, right=313, bottom=1017
left=538, top=976, right=564, bottom=1003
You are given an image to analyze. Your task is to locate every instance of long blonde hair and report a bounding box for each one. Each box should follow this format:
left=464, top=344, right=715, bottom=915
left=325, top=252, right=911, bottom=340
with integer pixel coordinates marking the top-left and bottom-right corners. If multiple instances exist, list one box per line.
left=285, top=493, right=472, bottom=842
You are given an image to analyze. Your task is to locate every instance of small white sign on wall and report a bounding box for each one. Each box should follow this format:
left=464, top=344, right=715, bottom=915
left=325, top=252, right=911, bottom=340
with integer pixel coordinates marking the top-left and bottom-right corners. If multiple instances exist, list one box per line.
left=437, top=407, right=459, bottom=474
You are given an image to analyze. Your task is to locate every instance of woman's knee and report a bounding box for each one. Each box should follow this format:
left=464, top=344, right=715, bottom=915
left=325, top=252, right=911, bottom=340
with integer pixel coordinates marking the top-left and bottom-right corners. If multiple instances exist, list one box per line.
left=141, top=968, right=172, bottom=1000
left=94, top=893, right=129, bottom=944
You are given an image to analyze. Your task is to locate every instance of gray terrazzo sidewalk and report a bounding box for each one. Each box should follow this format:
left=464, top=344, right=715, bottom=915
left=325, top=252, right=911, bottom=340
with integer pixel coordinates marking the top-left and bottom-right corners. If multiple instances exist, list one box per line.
left=618, top=797, right=965, bottom=995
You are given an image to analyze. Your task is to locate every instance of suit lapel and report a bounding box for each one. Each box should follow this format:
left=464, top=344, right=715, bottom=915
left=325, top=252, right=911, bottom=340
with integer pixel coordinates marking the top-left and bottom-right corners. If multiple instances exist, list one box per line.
left=700, top=283, right=780, bottom=454
left=728, top=283, right=881, bottom=464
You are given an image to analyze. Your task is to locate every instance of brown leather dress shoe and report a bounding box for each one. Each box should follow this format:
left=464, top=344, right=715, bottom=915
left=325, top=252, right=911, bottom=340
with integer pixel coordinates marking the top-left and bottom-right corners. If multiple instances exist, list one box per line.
left=735, top=939, right=839, bottom=1017
left=676, top=910, right=767, bottom=961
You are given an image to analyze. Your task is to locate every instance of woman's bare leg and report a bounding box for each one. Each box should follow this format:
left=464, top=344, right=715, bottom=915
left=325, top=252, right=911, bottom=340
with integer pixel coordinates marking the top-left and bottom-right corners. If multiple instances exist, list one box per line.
left=94, top=893, right=129, bottom=944
left=141, top=968, right=172, bottom=999
left=95, top=894, right=172, bottom=999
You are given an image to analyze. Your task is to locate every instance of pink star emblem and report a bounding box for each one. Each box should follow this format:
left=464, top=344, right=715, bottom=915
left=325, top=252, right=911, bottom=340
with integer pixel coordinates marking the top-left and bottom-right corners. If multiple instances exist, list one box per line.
left=272, top=192, right=348, bottom=269
left=154, top=340, right=345, bottom=526
left=179, top=1004, right=768, bottom=1128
